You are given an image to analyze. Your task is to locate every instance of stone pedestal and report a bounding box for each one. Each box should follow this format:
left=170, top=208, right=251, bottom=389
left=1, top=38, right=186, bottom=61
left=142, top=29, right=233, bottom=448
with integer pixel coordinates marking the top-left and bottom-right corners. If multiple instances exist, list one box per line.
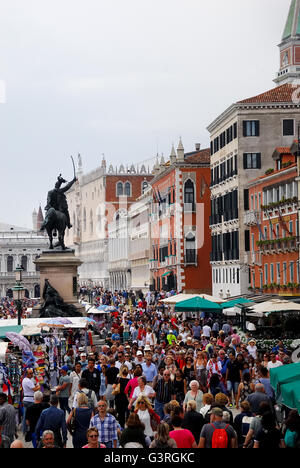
left=32, top=249, right=85, bottom=317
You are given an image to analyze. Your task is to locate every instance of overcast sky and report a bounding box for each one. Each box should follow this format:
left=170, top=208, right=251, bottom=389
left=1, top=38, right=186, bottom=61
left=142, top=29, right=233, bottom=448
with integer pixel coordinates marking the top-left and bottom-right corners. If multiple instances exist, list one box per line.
left=0, top=0, right=290, bottom=227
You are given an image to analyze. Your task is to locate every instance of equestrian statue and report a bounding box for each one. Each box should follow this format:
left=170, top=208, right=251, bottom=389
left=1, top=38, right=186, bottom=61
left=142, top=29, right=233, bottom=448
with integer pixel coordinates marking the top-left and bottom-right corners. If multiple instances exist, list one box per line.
left=40, top=157, right=77, bottom=250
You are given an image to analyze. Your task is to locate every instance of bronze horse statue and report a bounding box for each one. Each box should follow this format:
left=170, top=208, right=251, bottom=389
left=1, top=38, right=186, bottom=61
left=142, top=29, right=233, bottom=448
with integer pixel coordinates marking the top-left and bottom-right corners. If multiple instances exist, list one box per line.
left=44, top=207, right=68, bottom=250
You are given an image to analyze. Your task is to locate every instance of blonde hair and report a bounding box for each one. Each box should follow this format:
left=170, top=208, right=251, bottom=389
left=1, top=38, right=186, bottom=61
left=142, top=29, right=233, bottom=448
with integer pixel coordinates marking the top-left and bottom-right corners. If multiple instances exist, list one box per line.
left=135, top=395, right=152, bottom=410
left=187, top=400, right=197, bottom=411
left=77, top=393, right=89, bottom=407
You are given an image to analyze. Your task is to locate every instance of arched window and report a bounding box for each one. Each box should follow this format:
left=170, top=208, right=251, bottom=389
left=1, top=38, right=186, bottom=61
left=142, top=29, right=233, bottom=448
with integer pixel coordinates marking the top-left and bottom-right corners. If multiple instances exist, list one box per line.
left=83, top=207, right=87, bottom=231
left=90, top=210, right=93, bottom=234
left=142, top=181, right=149, bottom=194
left=124, top=181, right=132, bottom=197
left=7, top=256, right=13, bottom=272
left=21, top=255, right=28, bottom=272
left=117, top=182, right=124, bottom=197
left=184, top=179, right=195, bottom=211
left=185, top=232, right=196, bottom=264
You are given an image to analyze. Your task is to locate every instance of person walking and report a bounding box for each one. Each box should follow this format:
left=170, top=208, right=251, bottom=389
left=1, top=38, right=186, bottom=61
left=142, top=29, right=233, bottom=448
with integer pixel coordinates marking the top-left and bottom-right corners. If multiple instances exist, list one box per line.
left=56, top=366, right=71, bottom=416
left=89, top=400, right=118, bottom=448
left=35, top=395, right=68, bottom=448
left=198, top=407, right=237, bottom=448
left=25, top=391, right=50, bottom=448
left=67, top=393, right=93, bottom=448
left=21, top=368, right=41, bottom=433
left=0, top=393, right=17, bottom=445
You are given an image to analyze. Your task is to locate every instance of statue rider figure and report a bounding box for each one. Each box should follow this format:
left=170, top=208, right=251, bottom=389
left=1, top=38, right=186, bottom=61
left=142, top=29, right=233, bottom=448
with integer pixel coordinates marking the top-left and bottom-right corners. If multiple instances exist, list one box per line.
left=40, top=174, right=77, bottom=231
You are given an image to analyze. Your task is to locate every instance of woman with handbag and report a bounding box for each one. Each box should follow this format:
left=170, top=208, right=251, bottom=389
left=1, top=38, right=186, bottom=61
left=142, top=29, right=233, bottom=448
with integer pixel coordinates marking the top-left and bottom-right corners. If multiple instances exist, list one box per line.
left=134, top=395, right=160, bottom=440
left=67, top=393, right=93, bottom=448
left=113, top=366, right=130, bottom=429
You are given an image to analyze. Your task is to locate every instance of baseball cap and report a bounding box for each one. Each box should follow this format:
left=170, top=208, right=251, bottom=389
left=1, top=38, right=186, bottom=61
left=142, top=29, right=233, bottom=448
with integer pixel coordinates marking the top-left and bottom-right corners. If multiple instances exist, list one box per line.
left=136, top=351, right=143, bottom=356
left=80, top=353, right=87, bottom=357
left=60, top=365, right=69, bottom=372
left=208, top=407, right=223, bottom=417
left=144, top=346, right=151, bottom=351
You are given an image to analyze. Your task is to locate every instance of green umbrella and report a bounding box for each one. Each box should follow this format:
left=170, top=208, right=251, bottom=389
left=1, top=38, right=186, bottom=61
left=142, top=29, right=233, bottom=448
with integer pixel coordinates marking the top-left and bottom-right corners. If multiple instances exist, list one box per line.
left=175, top=296, right=222, bottom=312
left=0, top=325, right=23, bottom=339
left=270, top=363, right=300, bottom=399
left=220, top=298, right=255, bottom=309
left=278, top=380, right=300, bottom=413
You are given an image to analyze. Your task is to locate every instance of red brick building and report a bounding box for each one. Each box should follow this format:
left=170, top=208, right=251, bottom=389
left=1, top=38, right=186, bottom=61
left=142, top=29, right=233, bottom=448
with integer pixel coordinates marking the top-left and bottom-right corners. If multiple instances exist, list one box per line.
left=149, top=140, right=212, bottom=293
left=244, top=146, right=299, bottom=295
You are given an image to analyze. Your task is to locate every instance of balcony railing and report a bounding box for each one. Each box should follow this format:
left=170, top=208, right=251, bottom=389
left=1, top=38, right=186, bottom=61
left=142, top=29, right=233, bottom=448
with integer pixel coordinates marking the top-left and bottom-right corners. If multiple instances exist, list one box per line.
left=244, top=210, right=261, bottom=226
left=244, top=251, right=262, bottom=266
left=257, top=237, right=298, bottom=254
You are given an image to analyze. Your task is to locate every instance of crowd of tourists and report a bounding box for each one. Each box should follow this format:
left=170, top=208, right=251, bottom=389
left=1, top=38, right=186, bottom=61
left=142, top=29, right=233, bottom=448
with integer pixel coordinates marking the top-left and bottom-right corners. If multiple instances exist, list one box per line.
left=0, top=298, right=38, bottom=320
left=0, top=288, right=299, bottom=449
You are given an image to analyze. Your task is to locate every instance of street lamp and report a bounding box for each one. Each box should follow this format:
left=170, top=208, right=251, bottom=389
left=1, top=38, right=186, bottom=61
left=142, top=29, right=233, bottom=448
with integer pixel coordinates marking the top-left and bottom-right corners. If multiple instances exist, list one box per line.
left=12, top=266, right=26, bottom=326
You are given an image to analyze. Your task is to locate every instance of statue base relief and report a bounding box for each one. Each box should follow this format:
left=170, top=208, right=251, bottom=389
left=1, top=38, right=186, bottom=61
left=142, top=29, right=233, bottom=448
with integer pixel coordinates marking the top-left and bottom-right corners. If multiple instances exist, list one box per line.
left=32, top=249, right=85, bottom=318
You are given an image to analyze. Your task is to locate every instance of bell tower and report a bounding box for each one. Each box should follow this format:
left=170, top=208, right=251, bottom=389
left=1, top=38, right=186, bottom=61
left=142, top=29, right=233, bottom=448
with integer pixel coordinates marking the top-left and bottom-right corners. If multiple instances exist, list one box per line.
left=274, top=0, right=300, bottom=85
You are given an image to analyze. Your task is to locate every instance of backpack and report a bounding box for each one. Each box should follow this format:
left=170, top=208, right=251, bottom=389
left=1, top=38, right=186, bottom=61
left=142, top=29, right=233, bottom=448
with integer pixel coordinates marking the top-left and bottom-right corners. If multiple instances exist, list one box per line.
left=211, top=424, right=229, bottom=448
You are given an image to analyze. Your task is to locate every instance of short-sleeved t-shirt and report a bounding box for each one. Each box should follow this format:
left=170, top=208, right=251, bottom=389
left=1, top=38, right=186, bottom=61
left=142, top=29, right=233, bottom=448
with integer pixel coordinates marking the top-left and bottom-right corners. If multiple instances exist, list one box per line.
left=200, top=422, right=236, bottom=448
left=106, top=367, right=119, bottom=385
left=226, top=360, right=243, bottom=382
left=58, top=375, right=71, bottom=397
left=22, top=377, right=36, bottom=402
left=169, top=429, right=195, bottom=448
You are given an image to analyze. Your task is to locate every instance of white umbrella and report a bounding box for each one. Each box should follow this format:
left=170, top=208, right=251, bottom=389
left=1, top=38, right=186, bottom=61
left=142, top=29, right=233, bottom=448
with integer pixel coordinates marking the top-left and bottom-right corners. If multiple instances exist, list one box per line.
left=250, top=299, right=300, bottom=314
left=161, top=293, right=225, bottom=305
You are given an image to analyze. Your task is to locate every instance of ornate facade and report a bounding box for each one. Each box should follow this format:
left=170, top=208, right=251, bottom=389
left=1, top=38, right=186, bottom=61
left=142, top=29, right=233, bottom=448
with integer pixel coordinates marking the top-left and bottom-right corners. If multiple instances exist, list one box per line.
left=0, top=222, right=48, bottom=298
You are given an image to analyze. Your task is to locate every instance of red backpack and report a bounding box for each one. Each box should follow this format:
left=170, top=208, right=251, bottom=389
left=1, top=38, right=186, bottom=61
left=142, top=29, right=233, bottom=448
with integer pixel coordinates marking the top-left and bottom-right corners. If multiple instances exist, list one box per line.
left=211, top=424, right=229, bottom=448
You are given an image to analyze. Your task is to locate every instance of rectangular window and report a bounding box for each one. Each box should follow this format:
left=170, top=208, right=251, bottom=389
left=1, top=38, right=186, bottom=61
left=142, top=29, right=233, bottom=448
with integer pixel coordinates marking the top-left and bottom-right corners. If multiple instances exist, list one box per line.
left=243, top=120, right=260, bottom=137
left=283, top=262, right=287, bottom=284
left=283, top=119, right=294, bottom=136
left=276, top=263, right=281, bottom=283
left=233, top=122, right=237, bottom=139
left=290, top=261, right=294, bottom=283
left=289, top=221, right=293, bottom=235
left=270, top=264, right=274, bottom=283
left=243, top=153, right=261, bottom=169
left=264, top=264, right=268, bottom=284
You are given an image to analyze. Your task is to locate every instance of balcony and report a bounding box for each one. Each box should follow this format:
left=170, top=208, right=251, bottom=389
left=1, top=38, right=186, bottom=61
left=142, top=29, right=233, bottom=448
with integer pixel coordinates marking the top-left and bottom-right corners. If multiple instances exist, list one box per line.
left=149, top=260, right=158, bottom=270
left=244, top=210, right=261, bottom=226
left=244, top=251, right=262, bottom=266
left=257, top=237, right=298, bottom=255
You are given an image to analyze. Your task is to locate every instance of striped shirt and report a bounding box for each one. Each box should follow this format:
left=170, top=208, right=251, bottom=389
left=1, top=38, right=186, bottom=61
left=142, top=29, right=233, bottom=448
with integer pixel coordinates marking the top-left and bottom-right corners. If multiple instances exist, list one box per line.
left=153, top=379, right=175, bottom=403
left=0, top=402, right=16, bottom=439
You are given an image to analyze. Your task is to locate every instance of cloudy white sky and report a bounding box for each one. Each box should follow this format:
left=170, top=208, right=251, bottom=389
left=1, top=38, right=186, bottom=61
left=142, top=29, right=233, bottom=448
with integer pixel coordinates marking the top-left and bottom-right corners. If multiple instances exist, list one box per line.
left=0, top=0, right=290, bottom=227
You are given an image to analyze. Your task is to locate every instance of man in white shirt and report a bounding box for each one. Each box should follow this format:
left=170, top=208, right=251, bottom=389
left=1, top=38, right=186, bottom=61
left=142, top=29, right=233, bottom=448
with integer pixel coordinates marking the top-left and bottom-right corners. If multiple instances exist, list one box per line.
left=267, top=353, right=283, bottom=370
left=202, top=324, right=212, bottom=338
left=21, top=368, right=40, bottom=433
left=69, top=362, right=82, bottom=408
left=115, top=351, right=132, bottom=371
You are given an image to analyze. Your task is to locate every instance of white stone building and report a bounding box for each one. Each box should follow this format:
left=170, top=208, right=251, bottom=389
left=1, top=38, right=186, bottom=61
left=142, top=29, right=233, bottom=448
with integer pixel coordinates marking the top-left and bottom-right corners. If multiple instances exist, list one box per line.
left=0, top=222, right=48, bottom=298
left=208, top=1, right=300, bottom=299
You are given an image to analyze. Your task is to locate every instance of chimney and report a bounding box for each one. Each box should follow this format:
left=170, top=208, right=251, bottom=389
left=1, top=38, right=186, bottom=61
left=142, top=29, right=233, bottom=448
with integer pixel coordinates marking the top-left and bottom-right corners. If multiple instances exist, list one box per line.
left=195, top=143, right=201, bottom=151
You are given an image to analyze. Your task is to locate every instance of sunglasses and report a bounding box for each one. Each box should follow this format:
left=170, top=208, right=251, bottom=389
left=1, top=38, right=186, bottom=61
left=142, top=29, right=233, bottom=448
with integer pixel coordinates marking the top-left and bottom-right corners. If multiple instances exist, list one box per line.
left=88, top=435, right=98, bottom=439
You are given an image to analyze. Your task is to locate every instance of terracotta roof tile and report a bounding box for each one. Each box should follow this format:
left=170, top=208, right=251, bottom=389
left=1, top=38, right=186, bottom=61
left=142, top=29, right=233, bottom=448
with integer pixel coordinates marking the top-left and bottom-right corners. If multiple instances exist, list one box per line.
left=184, top=148, right=210, bottom=164
left=238, top=83, right=299, bottom=104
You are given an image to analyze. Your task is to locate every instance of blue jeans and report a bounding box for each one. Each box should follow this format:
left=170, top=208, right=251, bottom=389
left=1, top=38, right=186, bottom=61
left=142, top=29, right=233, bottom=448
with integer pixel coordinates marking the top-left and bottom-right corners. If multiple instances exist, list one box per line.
left=59, top=397, right=71, bottom=415
left=22, top=401, right=33, bottom=434
left=154, top=400, right=165, bottom=420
